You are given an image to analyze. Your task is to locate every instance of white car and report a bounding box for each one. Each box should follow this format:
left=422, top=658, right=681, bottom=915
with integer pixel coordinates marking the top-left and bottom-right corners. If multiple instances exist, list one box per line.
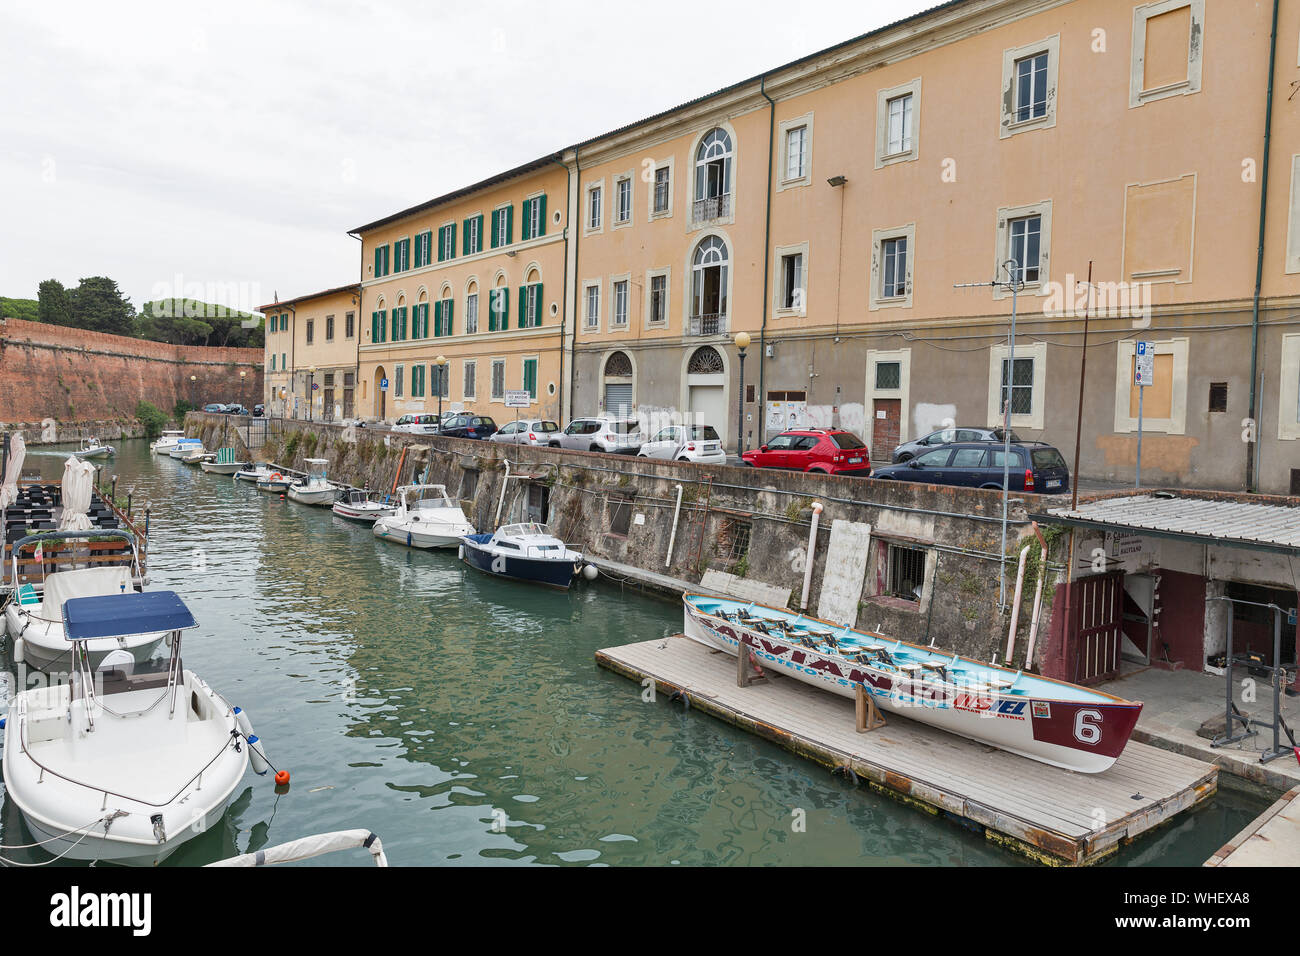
left=638, top=424, right=726, bottom=463
left=490, top=420, right=561, bottom=446
left=552, top=417, right=642, bottom=454
left=390, top=413, right=442, bottom=434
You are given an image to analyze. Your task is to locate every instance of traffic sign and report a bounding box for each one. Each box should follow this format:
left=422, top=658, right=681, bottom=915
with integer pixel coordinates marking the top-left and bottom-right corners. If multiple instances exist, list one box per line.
left=380, top=378, right=389, bottom=392
left=504, top=390, right=531, bottom=408
left=1134, top=342, right=1154, bottom=386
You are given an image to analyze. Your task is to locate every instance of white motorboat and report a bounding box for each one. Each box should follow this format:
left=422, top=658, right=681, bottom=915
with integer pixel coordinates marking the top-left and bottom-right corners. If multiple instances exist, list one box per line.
left=234, top=463, right=275, bottom=483
left=200, top=448, right=247, bottom=475
left=150, top=430, right=186, bottom=454
left=3, top=531, right=161, bottom=673
left=2, top=590, right=258, bottom=864
left=255, top=470, right=293, bottom=493
left=167, top=439, right=204, bottom=460
left=332, top=488, right=396, bottom=523
left=373, top=484, right=475, bottom=549
left=286, top=458, right=336, bottom=506
left=179, top=447, right=209, bottom=466
left=74, top=437, right=115, bottom=460
left=460, top=523, right=587, bottom=589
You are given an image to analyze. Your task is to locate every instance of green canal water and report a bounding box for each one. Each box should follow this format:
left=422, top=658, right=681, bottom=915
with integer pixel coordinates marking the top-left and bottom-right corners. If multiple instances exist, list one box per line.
left=1, top=439, right=1273, bottom=866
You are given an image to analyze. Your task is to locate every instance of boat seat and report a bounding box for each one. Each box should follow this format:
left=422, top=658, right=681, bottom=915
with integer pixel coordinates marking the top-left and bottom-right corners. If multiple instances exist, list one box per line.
left=987, top=678, right=1014, bottom=691
left=898, top=663, right=923, bottom=675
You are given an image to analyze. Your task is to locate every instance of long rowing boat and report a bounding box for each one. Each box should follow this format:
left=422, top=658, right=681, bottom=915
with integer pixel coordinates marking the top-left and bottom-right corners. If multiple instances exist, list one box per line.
left=682, top=594, right=1143, bottom=773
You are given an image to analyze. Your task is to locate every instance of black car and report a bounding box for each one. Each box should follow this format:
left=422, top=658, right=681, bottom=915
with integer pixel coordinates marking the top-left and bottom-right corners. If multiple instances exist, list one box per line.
left=253, top=404, right=265, bottom=418
left=891, top=426, right=1020, bottom=463
left=439, top=414, right=498, bottom=440
left=873, top=441, right=1070, bottom=494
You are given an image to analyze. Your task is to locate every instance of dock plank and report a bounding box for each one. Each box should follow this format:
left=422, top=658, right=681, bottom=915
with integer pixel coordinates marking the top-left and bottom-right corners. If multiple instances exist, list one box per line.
left=598, top=635, right=1217, bottom=865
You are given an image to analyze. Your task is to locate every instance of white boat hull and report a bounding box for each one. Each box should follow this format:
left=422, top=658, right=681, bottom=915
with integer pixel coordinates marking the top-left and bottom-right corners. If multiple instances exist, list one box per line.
left=4, top=603, right=164, bottom=673
left=200, top=461, right=243, bottom=475
left=372, top=518, right=465, bottom=549
left=332, top=502, right=395, bottom=523
left=286, top=485, right=336, bottom=506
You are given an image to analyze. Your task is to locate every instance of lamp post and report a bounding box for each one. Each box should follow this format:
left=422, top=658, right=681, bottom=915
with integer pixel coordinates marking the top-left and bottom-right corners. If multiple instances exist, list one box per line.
left=308, top=366, right=317, bottom=422
left=189, top=374, right=197, bottom=410
left=435, top=355, right=447, bottom=426
left=279, top=387, right=287, bottom=419
left=239, top=369, right=247, bottom=413
left=734, top=331, right=750, bottom=457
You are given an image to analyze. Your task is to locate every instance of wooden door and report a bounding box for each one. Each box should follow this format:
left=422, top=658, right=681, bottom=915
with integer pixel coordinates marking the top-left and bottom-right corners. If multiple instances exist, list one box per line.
left=872, top=399, right=901, bottom=462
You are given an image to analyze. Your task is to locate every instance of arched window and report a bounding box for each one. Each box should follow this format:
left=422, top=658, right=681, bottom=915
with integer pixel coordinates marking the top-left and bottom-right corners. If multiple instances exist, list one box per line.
left=605, top=351, right=632, bottom=377
left=466, top=279, right=480, bottom=334
left=694, top=128, right=732, bottom=220
left=687, top=346, right=725, bottom=375
left=522, top=267, right=542, bottom=328
left=690, top=236, right=729, bottom=335
left=603, top=351, right=634, bottom=416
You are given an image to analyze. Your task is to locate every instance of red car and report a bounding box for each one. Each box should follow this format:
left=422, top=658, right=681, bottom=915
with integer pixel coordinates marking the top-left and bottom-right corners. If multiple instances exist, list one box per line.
left=742, top=429, right=872, bottom=477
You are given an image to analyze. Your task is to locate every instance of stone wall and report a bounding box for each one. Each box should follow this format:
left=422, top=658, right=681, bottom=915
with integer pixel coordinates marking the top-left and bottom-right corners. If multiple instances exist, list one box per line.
left=0, top=318, right=263, bottom=425
left=188, top=412, right=1072, bottom=675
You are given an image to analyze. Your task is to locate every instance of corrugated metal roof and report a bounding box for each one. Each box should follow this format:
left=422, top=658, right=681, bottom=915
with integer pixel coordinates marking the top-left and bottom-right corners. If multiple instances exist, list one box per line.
left=1035, top=494, right=1300, bottom=555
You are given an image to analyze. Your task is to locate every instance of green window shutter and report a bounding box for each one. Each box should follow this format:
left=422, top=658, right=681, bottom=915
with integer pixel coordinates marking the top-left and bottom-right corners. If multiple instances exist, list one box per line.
left=476, top=215, right=484, bottom=253
left=434, top=300, right=443, bottom=337
left=505, top=205, right=513, bottom=244
left=462, top=220, right=469, bottom=256
left=500, top=287, right=509, bottom=329
left=537, top=194, right=547, bottom=237
left=489, top=210, right=498, bottom=249
left=446, top=298, right=454, bottom=336
left=401, top=307, right=408, bottom=340
left=518, top=286, right=527, bottom=328
left=521, top=199, right=532, bottom=241
left=524, top=359, right=537, bottom=398
left=449, top=223, right=456, bottom=258
left=436, top=227, right=445, bottom=263
left=374, top=248, right=381, bottom=276
left=371, top=311, right=377, bottom=341
left=534, top=283, right=543, bottom=325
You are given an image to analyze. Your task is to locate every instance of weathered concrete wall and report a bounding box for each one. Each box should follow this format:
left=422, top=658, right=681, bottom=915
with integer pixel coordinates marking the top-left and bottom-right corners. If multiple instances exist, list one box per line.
left=0, top=318, right=263, bottom=425
left=192, top=411, right=1074, bottom=675
left=7, top=420, right=147, bottom=444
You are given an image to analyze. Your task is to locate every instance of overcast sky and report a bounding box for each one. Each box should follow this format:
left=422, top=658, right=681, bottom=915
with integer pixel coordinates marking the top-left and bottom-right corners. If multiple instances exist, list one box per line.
left=1, top=0, right=933, bottom=314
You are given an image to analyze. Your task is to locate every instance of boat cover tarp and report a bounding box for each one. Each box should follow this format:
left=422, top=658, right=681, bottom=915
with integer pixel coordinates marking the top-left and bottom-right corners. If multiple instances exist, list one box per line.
left=42, top=567, right=133, bottom=613
left=58, top=456, right=95, bottom=531
left=63, top=590, right=197, bottom=641
left=0, top=432, right=25, bottom=509
left=206, top=829, right=388, bottom=867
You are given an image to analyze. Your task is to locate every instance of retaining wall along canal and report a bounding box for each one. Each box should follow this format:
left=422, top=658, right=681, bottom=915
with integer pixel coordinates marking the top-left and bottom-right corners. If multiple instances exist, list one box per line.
left=188, top=412, right=1072, bottom=674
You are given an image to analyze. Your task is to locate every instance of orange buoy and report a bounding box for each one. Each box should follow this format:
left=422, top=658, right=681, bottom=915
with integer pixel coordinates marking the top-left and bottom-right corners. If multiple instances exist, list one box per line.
left=275, top=770, right=290, bottom=785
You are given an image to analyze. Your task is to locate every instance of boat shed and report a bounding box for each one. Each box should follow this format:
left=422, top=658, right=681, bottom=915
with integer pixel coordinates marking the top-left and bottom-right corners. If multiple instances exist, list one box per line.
left=1029, top=492, right=1300, bottom=687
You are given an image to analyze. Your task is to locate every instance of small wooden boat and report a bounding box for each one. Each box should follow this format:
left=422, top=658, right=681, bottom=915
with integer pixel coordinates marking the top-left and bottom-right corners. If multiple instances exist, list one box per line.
left=2, top=590, right=257, bottom=864
left=285, top=459, right=336, bottom=506
left=74, top=437, right=115, bottom=460
left=150, top=430, right=186, bottom=454
left=459, top=522, right=586, bottom=589
left=682, top=594, right=1143, bottom=773
left=200, top=448, right=247, bottom=475
left=332, top=488, right=396, bottom=523
left=373, top=484, right=474, bottom=548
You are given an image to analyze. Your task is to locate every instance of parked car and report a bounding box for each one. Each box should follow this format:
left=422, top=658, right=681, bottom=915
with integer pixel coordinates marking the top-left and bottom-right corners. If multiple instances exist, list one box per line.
left=252, top=404, right=265, bottom=417
left=637, top=424, right=726, bottom=464
left=391, top=413, right=443, bottom=434
left=551, top=418, right=642, bottom=454
left=490, top=420, right=561, bottom=446
left=891, top=426, right=1020, bottom=463
left=225, top=404, right=249, bottom=416
left=872, top=440, right=1070, bottom=493
left=741, top=429, right=872, bottom=477
left=202, top=403, right=227, bottom=413
left=439, top=414, right=498, bottom=440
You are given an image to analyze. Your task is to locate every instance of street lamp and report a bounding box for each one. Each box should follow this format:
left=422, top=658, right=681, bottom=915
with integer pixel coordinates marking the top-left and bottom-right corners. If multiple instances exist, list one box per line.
left=308, top=366, right=317, bottom=422
left=435, top=355, right=447, bottom=426
left=189, top=374, right=197, bottom=409
left=239, top=369, right=247, bottom=412
left=734, top=331, right=750, bottom=457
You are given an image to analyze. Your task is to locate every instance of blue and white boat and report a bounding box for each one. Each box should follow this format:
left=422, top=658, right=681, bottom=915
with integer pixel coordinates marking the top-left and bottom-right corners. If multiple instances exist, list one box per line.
left=459, top=523, right=587, bottom=589
left=167, top=438, right=204, bottom=460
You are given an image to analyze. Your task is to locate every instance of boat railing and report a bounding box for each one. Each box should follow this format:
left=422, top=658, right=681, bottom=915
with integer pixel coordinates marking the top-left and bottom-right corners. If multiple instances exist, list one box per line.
left=5, top=530, right=141, bottom=593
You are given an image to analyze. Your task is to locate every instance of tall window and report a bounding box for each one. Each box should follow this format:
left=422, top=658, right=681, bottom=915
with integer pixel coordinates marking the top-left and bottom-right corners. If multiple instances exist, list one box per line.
left=653, top=166, right=670, bottom=214
left=612, top=279, right=629, bottom=327
left=1014, top=52, right=1049, bottom=122
left=690, top=236, right=729, bottom=334
left=886, top=93, right=913, bottom=155
left=439, top=224, right=456, bottom=262
left=1000, top=357, right=1034, bottom=415
left=305, top=319, right=314, bottom=345
left=615, top=178, right=631, bottom=223
left=785, top=126, right=808, bottom=180
left=584, top=283, right=600, bottom=330
left=395, top=365, right=404, bottom=398
left=694, top=128, right=733, bottom=220
left=588, top=185, right=602, bottom=230
left=523, top=196, right=545, bottom=239
left=523, top=279, right=542, bottom=328
left=523, top=358, right=538, bottom=400
left=881, top=237, right=908, bottom=298
left=492, top=206, right=511, bottom=248
left=491, top=359, right=505, bottom=401
left=649, top=274, right=667, bottom=325
left=464, top=360, right=477, bottom=399
left=465, top=288, right=479, bottom=335
left=1008, top=215, right=1042, bottom=283
left=325, top=314, right=335, bottom=342
left=345, top=312, right=354, bottom=338
left=780, top=253, right=803, bottom=310
left=465, top=217, right=481, bottom=256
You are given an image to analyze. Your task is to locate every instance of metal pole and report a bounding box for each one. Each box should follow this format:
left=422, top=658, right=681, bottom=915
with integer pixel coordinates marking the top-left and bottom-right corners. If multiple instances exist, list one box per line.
left=1070, top=263, right=1092, bottom=512
left=737, top=348, right=747, bottom=457
left=999, top=264, right=1018, bottom=610
left=1136, top=384, right=1145, bottom=488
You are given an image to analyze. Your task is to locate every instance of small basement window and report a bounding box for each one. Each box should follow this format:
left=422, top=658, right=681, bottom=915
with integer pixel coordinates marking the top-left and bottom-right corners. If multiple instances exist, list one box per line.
left=610, top=495, right=634, bottom=536
left=1208, top=382, right=1227, bottom=413
left=886, top=544, right=927, bottom=602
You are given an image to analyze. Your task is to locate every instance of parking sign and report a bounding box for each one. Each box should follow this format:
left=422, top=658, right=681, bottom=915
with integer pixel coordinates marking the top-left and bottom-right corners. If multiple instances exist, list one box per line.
left=1134, top=342, right=1154, bottom=386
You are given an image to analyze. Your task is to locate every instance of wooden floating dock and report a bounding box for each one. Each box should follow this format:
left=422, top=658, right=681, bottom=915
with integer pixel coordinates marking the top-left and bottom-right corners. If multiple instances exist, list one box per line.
left=597, top=634, right=1218, bottom=865
left=1205, top=784, right=1300, bottom=867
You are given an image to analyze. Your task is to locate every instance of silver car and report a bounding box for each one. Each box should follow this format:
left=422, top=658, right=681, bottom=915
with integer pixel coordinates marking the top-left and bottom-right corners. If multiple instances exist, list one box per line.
left=637, top=424, right=726, bottom=463
left=551, top=417, right=642, bottom=454
left=489, top=419, right=561, bottom=446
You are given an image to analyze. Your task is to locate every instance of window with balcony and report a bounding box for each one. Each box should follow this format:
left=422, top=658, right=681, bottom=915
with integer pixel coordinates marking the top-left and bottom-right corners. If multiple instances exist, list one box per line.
left=690, top=235, right=728, bottom=335
left=693, top=128, right=732, bottom=222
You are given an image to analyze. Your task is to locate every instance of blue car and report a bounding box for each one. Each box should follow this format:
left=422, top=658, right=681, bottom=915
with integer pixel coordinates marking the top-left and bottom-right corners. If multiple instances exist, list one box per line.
left=872, top=441, right=1070, bottom=494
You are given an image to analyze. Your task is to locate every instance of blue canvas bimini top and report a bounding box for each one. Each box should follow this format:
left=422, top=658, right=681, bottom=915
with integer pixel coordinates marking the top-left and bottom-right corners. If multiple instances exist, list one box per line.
left=62, top=591, right=198, bottom=641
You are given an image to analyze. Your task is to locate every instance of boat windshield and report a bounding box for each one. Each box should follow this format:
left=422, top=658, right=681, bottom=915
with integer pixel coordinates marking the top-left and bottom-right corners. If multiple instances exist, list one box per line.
left=498, top=523, right=553, bottom=538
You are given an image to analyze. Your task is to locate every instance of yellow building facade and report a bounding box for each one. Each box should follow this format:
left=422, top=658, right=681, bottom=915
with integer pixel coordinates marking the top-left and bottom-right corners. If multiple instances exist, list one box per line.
left=261, top=284, right=361, bottom=420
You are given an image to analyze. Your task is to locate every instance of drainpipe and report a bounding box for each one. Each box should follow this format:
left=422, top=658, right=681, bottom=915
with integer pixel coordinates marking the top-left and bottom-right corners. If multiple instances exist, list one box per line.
left=1247, top=0, right=1280, bottom=492
left=351, top=233, right=363, bottom=420
left=568, top=146, right=582, bottom=425
left=1024, top=522, right=1049, bottom=669
left=495, top=459, right=512, bottom=528
left=799, top=501, right=822, bottom=610
left=757, top=76, right=776, bottom=450
left=665, top=483, right=684, bottom=567
left=551, top=154, right=571, bottom=426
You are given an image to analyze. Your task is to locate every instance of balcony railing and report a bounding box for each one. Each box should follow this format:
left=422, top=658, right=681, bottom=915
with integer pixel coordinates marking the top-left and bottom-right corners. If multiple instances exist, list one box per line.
left=692, top=193, right=732, bottom=222
left=688, top=312, right=727, bottom=336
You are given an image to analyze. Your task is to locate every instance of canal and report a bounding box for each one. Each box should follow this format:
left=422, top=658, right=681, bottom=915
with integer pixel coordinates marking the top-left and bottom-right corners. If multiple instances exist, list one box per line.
left=2, top=439, right=1273, bottom=866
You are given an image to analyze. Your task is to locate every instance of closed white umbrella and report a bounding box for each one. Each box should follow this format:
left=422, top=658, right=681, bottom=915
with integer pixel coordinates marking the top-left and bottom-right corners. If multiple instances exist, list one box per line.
left=58, top=456, right=95, bottom=531
left=0, top=432, right=25, bottom=509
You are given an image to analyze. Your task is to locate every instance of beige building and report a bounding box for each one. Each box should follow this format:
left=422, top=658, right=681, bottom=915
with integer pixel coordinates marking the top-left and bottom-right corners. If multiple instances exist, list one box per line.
left=261, top=284, right=361, bottom=420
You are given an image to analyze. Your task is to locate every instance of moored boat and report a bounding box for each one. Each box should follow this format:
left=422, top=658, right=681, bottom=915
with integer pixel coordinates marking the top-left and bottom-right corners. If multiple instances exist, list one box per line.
left=372, top=484, right=474, bottom=548
left=255, top=470, right=294, bottom=493
left=285, top=459, right=336, bottom=506
left=2, top=590, right=256, bottom=864
left=200, top=448, right=247, bottom=475
left=332, top=488, right=395, bottom=523
left=682, top=594, right=1143, bottom=773
left=459, top=522, right=587, bottom=589
left=150, top=430, right=186, bottom=454
left=73, top=437, right=115, bottom=460
left=234, top=463, right=275, bottom=483
left=167, top=439, right=204, bottom=460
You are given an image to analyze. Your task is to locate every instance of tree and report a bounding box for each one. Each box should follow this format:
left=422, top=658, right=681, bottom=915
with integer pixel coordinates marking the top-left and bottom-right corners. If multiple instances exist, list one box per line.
left=71, top=276, right=134, bottom=335
left=135, top=400, right=168, bottom=442
left=37, top=279, right=74, bottom=326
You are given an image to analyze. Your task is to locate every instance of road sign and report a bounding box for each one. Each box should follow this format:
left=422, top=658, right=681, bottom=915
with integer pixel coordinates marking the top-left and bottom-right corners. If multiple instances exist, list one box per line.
left=380, top=378, right=389, bottom=392
left=504, top=390, right=531, bottom=408
left=311, top=383, right=319, bottom=390
left=1134, top=341, right=1154, bottom=386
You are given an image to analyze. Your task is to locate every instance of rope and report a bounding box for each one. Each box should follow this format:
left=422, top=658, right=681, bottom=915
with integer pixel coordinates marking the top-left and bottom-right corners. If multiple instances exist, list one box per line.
left=0, top=813, right=124, bottom=866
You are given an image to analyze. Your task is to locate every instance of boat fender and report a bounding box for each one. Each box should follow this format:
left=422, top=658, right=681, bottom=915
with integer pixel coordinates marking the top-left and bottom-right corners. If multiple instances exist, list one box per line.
left=832, top=765, right=859, bottom=786
left=458, top=545, right=465, bottom=560
left=407, top=531, right=413, bottom=548
left=234, top=706, right=254, bottom=739
left=247, top=733, right=270, bottom=775
left=12, top=638, right=23, bottom=665
left=668, top=689, right=690, bottom=710
left=582, top=564, right=599, bottom=581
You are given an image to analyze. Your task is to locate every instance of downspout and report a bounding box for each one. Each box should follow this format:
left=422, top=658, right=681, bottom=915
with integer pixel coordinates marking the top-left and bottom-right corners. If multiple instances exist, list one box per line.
left=550, top=154, right=571, bottom=425
left=757, top=76, right=776, bottom=450
left=800, top=501, right=823, bottom=610
left=350, top=232, right=363, bottom=419
left=569, top=146, right=582, bottom=425
left=287, top=303, right=296, bottom=418
left=1247, top=0, right=1280, bottom=492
